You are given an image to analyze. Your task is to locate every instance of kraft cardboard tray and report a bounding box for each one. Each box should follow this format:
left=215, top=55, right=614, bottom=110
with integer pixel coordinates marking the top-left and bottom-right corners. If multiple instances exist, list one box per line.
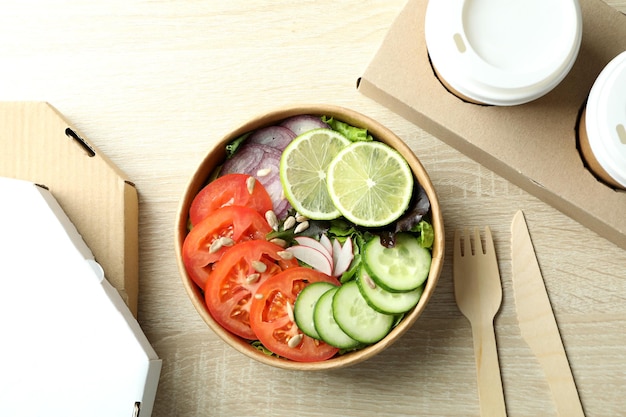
left=0, top=102, right=139, bottom=316
left=358, top=0, right=626, bottom=250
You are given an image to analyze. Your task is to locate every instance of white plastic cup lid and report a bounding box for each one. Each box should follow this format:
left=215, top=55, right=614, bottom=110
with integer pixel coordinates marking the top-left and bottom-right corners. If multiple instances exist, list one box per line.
left=584, top=51, right=626, bottom=188
left=425, top=0, right=583, bottom=106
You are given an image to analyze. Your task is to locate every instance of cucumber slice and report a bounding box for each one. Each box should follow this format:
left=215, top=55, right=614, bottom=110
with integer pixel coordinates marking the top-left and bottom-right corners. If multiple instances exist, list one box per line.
left=357, top=267, right=424, bottom=314
left=313, top=287, right=360, bottom=349
left=363, top=233, right=431, bottom=292
left=294, top=281, right=337, bottom=339
left=332, top=280, right=394, bottom=344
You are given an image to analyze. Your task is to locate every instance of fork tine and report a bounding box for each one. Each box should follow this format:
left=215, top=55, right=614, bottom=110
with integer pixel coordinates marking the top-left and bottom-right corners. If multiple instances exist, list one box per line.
left=472, top=227, right=481, bottom=255
left=455, top=227, right=495, bottom=257
left=461, top=228, right=473, bottom=257
left=483, top=226, right=494, bottom=255
left=454, top=228, right=473, bottom=257
left=457, top=229, right=467, bottom=257
left=465, top=227, right=481, bottom=256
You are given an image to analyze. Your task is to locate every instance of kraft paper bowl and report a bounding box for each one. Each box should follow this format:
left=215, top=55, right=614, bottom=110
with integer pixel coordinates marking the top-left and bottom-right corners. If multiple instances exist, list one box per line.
left=175, top=104, right=444, bottom=370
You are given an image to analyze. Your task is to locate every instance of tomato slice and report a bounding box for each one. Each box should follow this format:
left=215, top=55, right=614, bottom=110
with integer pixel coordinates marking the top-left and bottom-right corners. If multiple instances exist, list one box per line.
left=182, top=205, right=272, bottom=289
left=189, top=173, right=273, bottom=225
left=205, top=240, right=299, bottom=340
left=249, top=267, right=340, bottom=362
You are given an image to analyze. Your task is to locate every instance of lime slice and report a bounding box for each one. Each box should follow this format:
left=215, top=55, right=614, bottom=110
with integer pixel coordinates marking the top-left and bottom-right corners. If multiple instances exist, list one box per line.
left=326, top=141, right=413, bottom=227
left=279, top=128, right=351, bottom=219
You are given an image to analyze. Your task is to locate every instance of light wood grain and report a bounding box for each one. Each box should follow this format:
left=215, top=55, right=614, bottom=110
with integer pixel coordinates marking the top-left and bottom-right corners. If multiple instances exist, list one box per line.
left=1, top=1, right=625, bottom=416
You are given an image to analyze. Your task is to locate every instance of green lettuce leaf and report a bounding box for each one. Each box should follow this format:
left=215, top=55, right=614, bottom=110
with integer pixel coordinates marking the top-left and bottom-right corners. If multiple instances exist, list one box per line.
left=322, top=116, right=373, bottom=142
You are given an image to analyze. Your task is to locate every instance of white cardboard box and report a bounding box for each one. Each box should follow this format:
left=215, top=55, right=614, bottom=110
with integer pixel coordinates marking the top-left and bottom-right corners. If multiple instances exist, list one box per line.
left=0, top=177, right=161, bottom=417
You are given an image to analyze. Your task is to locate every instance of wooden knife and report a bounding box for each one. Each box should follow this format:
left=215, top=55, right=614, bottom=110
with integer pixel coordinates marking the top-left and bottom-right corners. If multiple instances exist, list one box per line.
left=510, top=210, right=585, bottom=417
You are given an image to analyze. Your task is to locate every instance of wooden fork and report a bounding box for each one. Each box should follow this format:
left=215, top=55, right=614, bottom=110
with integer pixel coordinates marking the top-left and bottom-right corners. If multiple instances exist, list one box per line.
left=453, top=227, right=507, bottom=417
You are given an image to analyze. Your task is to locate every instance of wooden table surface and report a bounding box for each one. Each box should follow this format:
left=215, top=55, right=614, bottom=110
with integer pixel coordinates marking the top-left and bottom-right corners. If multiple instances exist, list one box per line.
left=2, top=1, right=625, bottom=416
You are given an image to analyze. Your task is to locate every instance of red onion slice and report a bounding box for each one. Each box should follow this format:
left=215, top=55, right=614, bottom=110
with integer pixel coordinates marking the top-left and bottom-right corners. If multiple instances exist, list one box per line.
left=246, top=125, right=295, bottom=151
left=221, top=143, right=291, bottom=218
left=280, top=115, right=330, bottom=136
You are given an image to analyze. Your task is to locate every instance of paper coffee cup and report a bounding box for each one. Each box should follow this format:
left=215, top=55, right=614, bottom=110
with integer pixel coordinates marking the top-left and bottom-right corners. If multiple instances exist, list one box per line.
left=424, top=0, right=582, bottom=106
left=579, top=51, right=626, bottom=190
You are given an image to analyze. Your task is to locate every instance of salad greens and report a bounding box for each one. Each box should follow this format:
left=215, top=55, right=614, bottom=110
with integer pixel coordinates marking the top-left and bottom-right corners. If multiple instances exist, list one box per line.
left=223, top=114, right=435, bottom=359
left=321, top=116, right=373, bottom=142
left=225, top=132, right=250, bottom=159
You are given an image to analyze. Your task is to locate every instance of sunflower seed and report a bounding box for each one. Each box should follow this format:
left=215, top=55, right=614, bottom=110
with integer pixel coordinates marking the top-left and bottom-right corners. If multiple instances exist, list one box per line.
left=246, top=176, right=256, bottom=194
left=283, top=216, right=296, bottom=230
left=246, top=273, right=261, bottom=284
left=294, top=221, right=309, bottom=234
left=277, top=250, right=294, bottom=260
left=295, top=214, right=308, bottom=223
left=219, top=237, right=235, bottom=247
left=251, top=260, right=267, bottom=273
left=269, top=238, right=287, bottom=248
left=287, top=333, right=303, bottom=348
left=265, top=210, right=279, bottom=231
left=286, top=302, right=294, bottom=322
left=256, top=167, right=272, bottom=177
left=209, top=239, right=223, bottom=254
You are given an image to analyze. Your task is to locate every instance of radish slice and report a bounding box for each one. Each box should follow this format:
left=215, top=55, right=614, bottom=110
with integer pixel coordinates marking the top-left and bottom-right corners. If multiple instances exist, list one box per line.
left=332, top=237, right=354, bottom=277
left=280, top=115, right=330, bottom=136
left=332, top=238, right=342, bottom=271
left=286, top=245, right=333, bottom=276
left=319, top=234, right=333, bottom=258
left=294, top=236, right=333, bottom=265
left=246, top=126, right=295, bottom=151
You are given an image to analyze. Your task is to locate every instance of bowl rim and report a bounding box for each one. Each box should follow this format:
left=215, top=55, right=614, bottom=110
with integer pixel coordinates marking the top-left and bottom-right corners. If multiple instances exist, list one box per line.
left=174, top=104, right=445, bottom=370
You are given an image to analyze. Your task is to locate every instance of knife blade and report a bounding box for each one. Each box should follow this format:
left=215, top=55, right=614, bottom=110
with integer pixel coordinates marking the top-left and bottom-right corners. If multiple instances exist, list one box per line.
left=510, top=210, right=585, bottom=417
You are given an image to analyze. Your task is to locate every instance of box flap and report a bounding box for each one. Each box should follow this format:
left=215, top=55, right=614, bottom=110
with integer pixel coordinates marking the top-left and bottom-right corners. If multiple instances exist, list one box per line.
left=358, top=0, right=626, bottom=250
left=0, top=102, right=139, bottom=315
left=0, top=177, right=161, bottom=417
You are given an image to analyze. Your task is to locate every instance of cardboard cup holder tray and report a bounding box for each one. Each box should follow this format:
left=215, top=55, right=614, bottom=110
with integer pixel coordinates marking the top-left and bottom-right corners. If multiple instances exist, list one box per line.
left=358, top=0, right=626, bottom=250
